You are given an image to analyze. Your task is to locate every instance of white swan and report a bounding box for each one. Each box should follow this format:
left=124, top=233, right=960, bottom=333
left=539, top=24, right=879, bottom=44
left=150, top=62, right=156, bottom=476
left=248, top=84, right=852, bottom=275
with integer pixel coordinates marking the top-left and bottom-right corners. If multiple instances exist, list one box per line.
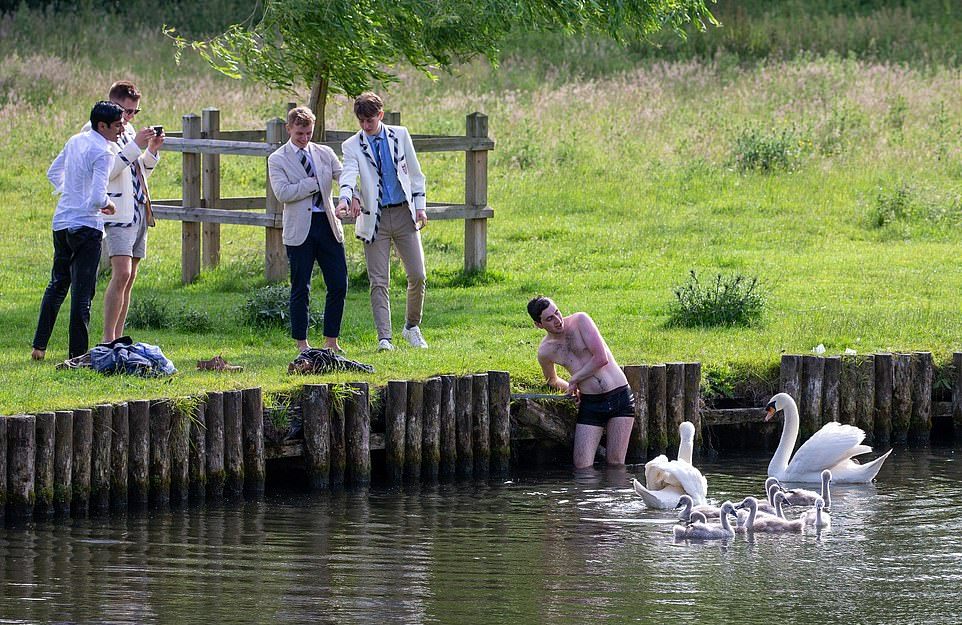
left=799, top=496, right=832, bottom=529
left=766, top=393, right=892, bottom=483
left=674, top=502, right=737, bottom=541
left=632, top=421, right=708, bottom=509
left=736, top=496, right=804, bottom=534
left=781, top=469, right=832, bottom=508
left=676, top=494, right=722, bottom=521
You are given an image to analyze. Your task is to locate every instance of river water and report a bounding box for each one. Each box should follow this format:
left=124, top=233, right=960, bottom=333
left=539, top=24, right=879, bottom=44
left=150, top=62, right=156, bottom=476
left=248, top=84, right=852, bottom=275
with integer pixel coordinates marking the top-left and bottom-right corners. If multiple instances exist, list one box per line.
left=1, top=448, right=959, bottom=624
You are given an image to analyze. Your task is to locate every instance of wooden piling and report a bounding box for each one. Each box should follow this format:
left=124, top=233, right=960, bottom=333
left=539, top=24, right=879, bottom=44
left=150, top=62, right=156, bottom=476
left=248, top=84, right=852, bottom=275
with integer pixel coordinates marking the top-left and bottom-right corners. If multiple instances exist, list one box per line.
left=188, top=401, right=207, bottom=502
left=223, top=390, right=244, bottom=497
left=953, top=352, right=962, bottom=441
left=169, top=403, right=190, bottom=506
left=839, top=356, right=858, bottom=426
left=800, top=355, right=824, bottom=440
left=329, top=386, right=347, bottom=488
left=127, top=400, right=150, bottom=507
left=472, top=374, right=490, bottom=477
left=874, top=353, right=894, bottom=446
left=422, top=377, right=443, bottom=482
left=148, top=401, right=171, bottom=507
left=891, top=353, right=913, bottom=444
left=822, top=356, right=841, bottom=424
left=648, top=364, right=668, bottom=455
left=487, top=371, right=511, bottom=477
left=345, top=382, right=371, bottom=487
left=684, top=363, right=701, bottom=446
left=439, top=375, right=457, bottom=480
left=302, top=384, right=331, bottom=491
left=666, top=363, right=685, bottom=450
left=34, top=412, right=56, bottom=518
left=623, top=365, right=649, bottom=462
left=71, top=408, right=93, bottom=516
left=242, top=388, right=266, bottom=496
left=6, top=415, right=36, bottom=519
left=109, top=403, right=129, bottom=510
left=0, top=417, right=6, bottom=522
left=780, top=355, right=802, bottom=403
left=384, top=380, right=407, bottom=487
left=53, top=410, right=73, bottom=516
left=855, top=356, right=876, bottom=444
left=455, top=376, right=474, bottom=478
left=406, top=380, right=424, bottom=482
left=204, top=392, right=225, bottom=499
left=90, top=404, right=113, bottom=512
left=910, top=351, right=933, bottom=444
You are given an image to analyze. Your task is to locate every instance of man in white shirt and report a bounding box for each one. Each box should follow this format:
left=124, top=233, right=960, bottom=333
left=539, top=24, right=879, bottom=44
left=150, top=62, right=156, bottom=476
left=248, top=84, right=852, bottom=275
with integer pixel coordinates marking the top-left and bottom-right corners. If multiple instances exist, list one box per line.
left=32, top=101, right=121, bottom=361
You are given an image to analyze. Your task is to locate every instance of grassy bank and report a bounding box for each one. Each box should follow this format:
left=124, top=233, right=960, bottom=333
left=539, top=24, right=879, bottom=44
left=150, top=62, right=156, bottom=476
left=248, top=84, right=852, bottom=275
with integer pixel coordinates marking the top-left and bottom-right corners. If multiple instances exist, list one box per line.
left=1, top=4, right=961, bottom=413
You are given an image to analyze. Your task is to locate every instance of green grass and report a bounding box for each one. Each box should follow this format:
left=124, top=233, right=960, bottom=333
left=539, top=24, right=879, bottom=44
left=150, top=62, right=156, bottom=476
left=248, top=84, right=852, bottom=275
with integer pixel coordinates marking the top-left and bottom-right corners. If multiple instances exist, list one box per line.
left=2, top=4, right=962, bottom=413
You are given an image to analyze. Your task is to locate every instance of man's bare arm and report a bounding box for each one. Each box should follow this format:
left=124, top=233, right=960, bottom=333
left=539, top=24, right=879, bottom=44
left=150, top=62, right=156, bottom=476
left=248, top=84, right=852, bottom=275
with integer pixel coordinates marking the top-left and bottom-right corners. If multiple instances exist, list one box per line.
left=537, top=350, right=569, bottom=393
left=565, top=314, right=609, bottom=389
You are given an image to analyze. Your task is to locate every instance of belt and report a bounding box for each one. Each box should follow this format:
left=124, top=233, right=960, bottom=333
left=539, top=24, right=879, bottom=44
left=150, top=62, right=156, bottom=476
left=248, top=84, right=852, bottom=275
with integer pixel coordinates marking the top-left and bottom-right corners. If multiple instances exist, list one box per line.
left=380, top=202, right=407, bottom=209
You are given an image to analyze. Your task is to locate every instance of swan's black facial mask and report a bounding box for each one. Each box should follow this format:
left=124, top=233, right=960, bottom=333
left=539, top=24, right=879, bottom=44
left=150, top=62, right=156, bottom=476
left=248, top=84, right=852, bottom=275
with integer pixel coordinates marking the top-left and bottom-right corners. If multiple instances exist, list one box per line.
left=765, top=402, right=778, bottom=421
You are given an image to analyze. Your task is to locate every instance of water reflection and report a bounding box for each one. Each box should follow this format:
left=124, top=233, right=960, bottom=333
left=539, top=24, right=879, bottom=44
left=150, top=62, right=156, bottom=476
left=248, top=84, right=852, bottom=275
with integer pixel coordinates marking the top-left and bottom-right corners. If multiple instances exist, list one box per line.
left=0, top=449, right=959, bottom=624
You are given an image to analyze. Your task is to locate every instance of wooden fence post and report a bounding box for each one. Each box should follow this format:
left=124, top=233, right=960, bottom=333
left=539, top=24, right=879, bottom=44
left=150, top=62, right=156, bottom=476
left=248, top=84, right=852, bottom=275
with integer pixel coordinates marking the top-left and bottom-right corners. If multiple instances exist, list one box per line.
left=91, top=404, right=113, bottom=512
left=265, top=118, right=288, bottom=282
left=488, top=371, right=511, bottom=477
left=53, top=410, right=73, bottom=516
left=169, top=403, right=190, bottom=506
left=34, top=412, right=56, bottom=518
left=0, top=417, right=6, bottom=522
left=423, top=377, right=443, bottom=482
left=6, top=415, right=35, bottom=520
left=891, top=353, right=913, bottom=444
left=223, top=390, right=245, bottom=497
left=666, top=363, right=685, bottom=450
left=148, top=401, right=171, bottom=508
left=127, top=400, right=150, bottom=507
left=385, top=380, right=407, bottom=487
left=72, top=408, right=93, bottom=517
left=855, top=355, right=876, bottom=445
left=330, top=385, right=347, bottom=488
left=202, top=107, right=221, bottom=269
left=648, top=364, right=668, bottom=455
left=439, top=375, right=457, bottom=480
left=204, top=392, right=225, bottom=499
left=953, top=352, right=962, bottom=441
left=181, top=113, right=202, bottom=284
left=464, top=112, right=488, bottom=273
left=303, top=384, right=331, bottom=491
left=839, top=356, right=858, bottom=426
left=801, top=355, right=824, bottom=440
left=822, top=356, right=841, bottom=424
left=188, top=401, right=207, bottom=502
left=780, top=355, right=802, bottom=405
left=472, top=373, right=490, bottom=477
left=406, top=380, right=424, bottom=483
left=624, top=365, right=649, bottom=462
left=110, top=403, right=129, bottom=511
left=910, top=351, right=932, bottom=444
left=345, top=382, right=371, bottom=487
left=874, top=353, right=894, bottom=446
left=455, top=376, right=474, bottom=478
left=242, top=388, right=266, bottom=496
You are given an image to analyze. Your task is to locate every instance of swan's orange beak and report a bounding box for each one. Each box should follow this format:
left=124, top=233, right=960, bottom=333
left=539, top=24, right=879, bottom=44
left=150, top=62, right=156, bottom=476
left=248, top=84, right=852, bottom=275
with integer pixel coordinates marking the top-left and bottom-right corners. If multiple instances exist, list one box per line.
left=764, top=406, right=776, bottom=422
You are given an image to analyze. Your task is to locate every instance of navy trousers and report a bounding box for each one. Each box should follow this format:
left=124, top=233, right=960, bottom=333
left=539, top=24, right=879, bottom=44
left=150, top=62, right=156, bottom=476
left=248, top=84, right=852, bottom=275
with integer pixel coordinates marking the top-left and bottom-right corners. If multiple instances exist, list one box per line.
left=33, top=226, right=103, bottom=358
left=287, top=212, right=348, bottom=340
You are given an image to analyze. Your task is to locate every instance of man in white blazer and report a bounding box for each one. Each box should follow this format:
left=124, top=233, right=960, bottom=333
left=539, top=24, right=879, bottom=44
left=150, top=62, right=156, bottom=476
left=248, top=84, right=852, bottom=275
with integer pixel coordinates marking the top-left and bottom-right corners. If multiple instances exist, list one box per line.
left=268, top=106, right=348, bottom=353
left=97, top=81, right=163, bottom=343
left=337, top=92, right=428, bottom=352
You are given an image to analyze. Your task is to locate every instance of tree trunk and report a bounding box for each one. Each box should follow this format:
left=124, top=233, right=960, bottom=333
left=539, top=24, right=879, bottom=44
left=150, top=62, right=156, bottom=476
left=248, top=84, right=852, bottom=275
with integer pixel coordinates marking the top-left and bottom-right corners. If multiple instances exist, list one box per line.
left=309, top=73, right=329, bottom=141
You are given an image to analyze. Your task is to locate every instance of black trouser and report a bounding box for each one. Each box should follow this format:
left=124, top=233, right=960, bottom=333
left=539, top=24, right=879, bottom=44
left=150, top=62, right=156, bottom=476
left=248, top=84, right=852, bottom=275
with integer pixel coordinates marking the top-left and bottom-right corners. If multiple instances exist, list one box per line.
left=287, top=212, right=348, bottom=340
left=33, top=226, right=102, bottom=358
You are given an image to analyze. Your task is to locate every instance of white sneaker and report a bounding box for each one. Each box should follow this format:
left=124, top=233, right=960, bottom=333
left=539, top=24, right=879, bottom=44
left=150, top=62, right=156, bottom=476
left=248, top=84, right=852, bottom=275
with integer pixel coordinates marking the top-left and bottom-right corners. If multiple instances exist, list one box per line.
left=377, top=338, right=395, bottom=352
left=401, top=326, right=428, bottom=348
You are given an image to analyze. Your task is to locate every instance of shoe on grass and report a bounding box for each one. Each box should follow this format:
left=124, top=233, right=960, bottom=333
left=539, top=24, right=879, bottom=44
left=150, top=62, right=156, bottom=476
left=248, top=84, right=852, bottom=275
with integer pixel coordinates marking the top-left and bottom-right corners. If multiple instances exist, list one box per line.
left=377, top=338, right=395, bottom=352
left=401, top=326, right=428, bottom=348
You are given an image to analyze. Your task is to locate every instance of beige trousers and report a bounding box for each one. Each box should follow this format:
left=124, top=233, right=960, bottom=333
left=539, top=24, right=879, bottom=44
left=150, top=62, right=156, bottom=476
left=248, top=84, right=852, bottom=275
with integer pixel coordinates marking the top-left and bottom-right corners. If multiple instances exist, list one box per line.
left=364, top=203, right=426, bottom=340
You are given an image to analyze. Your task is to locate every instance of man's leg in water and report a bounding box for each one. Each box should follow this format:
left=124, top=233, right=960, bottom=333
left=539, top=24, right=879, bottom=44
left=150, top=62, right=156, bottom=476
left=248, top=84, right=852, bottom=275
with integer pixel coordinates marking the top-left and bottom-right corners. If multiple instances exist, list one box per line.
left=603, top=416, right=635, bottom=465
left=573, top=423, right=605, bottom=469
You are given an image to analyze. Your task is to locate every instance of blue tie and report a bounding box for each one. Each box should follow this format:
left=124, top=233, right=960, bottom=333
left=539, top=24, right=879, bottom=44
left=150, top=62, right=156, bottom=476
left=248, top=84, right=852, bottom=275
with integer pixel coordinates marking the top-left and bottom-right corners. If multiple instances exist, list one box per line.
left=299, top=149, right=321, bottom=210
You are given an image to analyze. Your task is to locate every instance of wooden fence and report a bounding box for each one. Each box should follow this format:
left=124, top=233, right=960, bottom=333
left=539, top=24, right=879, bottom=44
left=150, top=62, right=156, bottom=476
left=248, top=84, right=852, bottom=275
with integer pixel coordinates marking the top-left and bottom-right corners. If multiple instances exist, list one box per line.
left=155, top=107, right=495, bottom=284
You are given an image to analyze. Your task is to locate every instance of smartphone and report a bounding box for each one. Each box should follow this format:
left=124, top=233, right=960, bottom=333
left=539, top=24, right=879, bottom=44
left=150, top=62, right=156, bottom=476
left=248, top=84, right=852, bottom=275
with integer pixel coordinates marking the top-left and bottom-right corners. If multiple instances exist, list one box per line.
left=152, top=125, right=164, bottom=136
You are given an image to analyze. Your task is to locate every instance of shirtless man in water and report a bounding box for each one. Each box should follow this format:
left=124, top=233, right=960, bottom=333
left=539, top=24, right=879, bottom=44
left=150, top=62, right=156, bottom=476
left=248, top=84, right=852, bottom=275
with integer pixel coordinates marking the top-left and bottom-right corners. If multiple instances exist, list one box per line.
left=527, top=296, right=634, bottom=469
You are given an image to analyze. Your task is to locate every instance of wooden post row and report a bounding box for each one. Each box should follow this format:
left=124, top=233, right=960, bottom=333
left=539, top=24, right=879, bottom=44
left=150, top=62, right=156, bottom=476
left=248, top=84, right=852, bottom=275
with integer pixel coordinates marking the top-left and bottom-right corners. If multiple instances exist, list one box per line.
left=6, top=415, right=35, bottom=519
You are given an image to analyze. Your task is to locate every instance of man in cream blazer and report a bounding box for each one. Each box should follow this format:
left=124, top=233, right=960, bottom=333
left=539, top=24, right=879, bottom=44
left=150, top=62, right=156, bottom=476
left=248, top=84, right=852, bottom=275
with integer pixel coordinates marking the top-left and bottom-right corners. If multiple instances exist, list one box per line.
left=337, top=92, right=428, bottom=352
left=268, top=106, right=348, bottom=353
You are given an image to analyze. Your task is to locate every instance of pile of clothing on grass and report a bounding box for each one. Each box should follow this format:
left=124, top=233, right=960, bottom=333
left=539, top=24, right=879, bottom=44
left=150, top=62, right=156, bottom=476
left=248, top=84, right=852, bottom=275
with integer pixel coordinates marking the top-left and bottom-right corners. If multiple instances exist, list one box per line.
left=57, top=336, right=176, bottom=376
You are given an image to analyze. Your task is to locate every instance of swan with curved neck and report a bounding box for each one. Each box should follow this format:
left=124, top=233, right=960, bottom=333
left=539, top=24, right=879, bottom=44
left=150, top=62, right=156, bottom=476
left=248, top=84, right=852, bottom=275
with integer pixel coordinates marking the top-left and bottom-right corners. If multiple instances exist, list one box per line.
left=633, top=421, right=708, bottom=509
left=676, top=494, right=722, bottom=521
left=674, top=502, right=737, bottom=540
left=766, top=393, right=892, bottom=483
left=736, top=496, right=804, bottom=533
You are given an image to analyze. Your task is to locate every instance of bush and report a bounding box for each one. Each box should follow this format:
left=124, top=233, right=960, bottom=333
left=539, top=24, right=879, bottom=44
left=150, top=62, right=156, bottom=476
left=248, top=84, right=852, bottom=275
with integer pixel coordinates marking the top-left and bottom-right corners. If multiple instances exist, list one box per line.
left=730, top=126, right=803, bottom=173
left=176, top=307, right=213, bottom=333
left=126, top=294, right=173, bottom=329
left=870, top=182, right=962, bottom=229
left=669, top=271, right=765, bottom=327
left=242, top=284, right=321, bottom=329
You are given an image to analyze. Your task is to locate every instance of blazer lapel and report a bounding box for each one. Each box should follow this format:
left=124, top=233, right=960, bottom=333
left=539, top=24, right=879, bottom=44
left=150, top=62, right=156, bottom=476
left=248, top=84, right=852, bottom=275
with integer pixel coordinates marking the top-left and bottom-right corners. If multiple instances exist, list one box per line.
left=358, top=131, right=381, bottom=173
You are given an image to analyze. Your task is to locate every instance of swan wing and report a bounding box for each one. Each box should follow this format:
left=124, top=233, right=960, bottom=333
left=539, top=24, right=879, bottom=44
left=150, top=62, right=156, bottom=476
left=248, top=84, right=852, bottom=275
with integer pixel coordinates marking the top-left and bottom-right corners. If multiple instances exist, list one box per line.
left=643, top=455, right=672, bottom=490
left=786, top=421, right=866, bottom=478
left=632, top=478, right=684, bottom=509
left=658, top=460, right=708, bottom=504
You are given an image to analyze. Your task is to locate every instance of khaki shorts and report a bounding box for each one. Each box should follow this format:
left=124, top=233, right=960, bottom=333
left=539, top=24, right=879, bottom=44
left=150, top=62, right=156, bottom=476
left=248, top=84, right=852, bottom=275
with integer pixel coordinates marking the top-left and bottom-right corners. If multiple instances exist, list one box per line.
left=105, top=216, right=148, bottom=259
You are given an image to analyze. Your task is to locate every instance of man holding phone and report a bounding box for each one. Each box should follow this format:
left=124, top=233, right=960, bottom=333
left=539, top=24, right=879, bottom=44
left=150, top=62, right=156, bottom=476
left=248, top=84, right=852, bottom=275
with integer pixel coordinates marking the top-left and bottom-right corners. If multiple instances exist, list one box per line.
left=98, top=80, right=164, bottom=343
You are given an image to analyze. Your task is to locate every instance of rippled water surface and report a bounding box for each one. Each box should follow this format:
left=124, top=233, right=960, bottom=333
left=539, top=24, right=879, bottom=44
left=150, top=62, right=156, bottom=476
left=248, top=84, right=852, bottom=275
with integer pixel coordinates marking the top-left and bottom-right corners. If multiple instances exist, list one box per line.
left=1, top=448, right=959, bottom=624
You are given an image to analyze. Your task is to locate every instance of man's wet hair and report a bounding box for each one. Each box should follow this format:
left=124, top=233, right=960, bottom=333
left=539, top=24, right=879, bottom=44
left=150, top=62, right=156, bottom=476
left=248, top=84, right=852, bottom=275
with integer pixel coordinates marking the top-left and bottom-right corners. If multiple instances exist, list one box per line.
left=108, top=80, right=141, bottom=102
left=90, top=101, right=124, bottom=131
left=527, top=296, right=552, bottom=323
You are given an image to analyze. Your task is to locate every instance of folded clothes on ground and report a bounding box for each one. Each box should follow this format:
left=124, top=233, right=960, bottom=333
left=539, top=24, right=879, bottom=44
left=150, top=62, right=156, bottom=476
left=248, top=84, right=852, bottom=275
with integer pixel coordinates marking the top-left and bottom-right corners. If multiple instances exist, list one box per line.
left=56, top=336, right=177, bottom=376
left=288, top=348, right=375, bottom=375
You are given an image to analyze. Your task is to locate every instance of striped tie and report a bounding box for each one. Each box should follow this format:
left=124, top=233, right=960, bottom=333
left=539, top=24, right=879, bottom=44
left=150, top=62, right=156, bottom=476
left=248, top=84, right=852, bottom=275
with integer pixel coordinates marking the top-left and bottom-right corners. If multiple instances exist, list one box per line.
left=299, top=149, right=321, bottom=210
